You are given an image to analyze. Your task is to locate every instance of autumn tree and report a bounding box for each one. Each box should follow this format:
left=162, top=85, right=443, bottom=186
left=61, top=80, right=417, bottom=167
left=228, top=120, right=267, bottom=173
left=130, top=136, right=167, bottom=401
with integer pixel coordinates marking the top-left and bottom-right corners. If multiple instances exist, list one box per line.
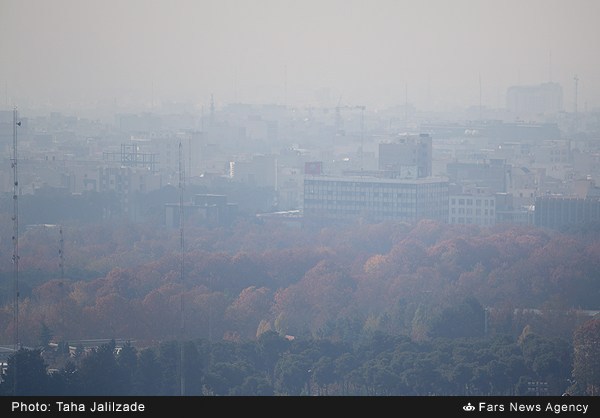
left=429, top=297, right=486, bottom=338
left=573, top=318, right=600, bottom=395
left=224, top=286, right=272, bottom=340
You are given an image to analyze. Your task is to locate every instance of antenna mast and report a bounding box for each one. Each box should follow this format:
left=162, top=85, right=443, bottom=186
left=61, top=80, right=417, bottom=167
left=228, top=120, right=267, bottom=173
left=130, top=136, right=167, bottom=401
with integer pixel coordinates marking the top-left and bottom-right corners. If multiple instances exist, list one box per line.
left=178, top=139, right=185, bottom=395
left=59, top=226, right=65, bottom=279
left=574, top=75, right=579, bottom=132
left=11, top=107, right=21, bottom=393
left=479, top=73, right=483, bottom=121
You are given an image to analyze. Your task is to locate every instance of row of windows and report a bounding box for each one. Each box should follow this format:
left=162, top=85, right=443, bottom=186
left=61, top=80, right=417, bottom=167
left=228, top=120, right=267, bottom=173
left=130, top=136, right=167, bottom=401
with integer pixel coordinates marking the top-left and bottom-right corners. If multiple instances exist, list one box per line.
left=450, top=208, right=495, bottom=216
left=305, top=190, right=417, bottom=198
left=304, top=197, right=449, bottom=206
left=305, top=185, right=420, bottom=193
left=305, top=210, right=450, bottom=223
left=417, top=192, right=449, bottom=200
left=450, top=198, right=495, bottom=207
left=305, top=203, right=448, bottom=213
left=305, top=181, right=445, bottom=190
left=305, top=198, right=419, bottom=206
left=450, top=217, right=495, bottom=225
left=305, top=200, right=418, bottom=210
left=305, top=189, right=447, bottom=196
left=306, top=210, right=417, bottom=220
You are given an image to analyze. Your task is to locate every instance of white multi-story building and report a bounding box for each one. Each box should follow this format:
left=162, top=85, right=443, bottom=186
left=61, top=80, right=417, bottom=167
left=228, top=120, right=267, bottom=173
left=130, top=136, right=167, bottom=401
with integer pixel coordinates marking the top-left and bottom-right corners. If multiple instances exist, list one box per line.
left=303, top=175, right=448, bottom=224
left=448, top=194, right=496, bottom=226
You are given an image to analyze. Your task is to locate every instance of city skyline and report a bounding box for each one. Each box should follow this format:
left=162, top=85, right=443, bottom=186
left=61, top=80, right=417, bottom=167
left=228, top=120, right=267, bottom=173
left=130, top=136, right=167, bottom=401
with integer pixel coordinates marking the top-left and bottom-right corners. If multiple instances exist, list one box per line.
left=1, top=0, right=599, bottom=115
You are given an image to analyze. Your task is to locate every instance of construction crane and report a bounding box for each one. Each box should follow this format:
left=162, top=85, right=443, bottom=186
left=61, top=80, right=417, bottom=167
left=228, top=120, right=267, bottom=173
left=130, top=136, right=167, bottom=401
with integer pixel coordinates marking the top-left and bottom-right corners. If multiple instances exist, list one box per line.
left=334, top=99, right=366, bottom=170
left=335, top=96, right=366, bottom=136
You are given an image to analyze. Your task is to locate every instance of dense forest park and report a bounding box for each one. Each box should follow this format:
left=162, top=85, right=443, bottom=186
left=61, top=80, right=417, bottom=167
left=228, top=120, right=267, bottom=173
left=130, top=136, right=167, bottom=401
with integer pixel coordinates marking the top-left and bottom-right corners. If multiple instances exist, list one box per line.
left=1, top=217, right=599, bottom=395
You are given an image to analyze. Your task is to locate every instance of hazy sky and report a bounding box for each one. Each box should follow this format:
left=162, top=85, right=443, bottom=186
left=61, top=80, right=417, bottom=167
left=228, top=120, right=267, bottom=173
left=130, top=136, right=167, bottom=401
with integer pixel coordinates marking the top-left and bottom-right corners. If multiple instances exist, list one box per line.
left=1, top=0, right=599, bottom=113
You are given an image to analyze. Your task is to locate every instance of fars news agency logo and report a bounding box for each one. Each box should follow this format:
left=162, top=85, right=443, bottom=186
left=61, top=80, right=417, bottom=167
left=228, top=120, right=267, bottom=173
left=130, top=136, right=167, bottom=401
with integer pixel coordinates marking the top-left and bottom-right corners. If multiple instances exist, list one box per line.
left=460, top=401, right=590, bottom=415
left=463, top=403, right=476, bottom=412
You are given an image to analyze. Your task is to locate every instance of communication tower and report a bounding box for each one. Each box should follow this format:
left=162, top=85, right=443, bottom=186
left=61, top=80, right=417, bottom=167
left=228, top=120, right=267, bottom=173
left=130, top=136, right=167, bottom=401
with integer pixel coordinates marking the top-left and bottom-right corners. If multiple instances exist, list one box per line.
left=11, top=107, right=21, bottom=392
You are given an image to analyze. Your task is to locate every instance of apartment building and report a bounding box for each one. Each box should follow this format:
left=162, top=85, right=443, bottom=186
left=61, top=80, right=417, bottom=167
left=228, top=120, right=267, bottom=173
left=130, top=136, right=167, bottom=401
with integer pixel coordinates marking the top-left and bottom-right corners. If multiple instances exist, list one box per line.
left=303, top=175, right=448, bottom=224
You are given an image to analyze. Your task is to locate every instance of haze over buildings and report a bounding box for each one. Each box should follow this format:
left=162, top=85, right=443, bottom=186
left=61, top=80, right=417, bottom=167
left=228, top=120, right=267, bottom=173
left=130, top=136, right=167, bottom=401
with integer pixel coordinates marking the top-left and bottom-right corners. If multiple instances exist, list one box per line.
left=1, top=0, right=600, bottom=231
left=1, top=0, right=600, bottom=116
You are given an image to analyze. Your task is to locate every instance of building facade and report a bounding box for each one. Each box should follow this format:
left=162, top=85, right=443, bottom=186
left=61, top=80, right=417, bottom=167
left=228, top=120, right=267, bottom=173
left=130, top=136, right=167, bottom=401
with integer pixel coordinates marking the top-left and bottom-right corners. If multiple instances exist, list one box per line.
left=378, top=133, right=432, bottom=178
left=506, top=82, right=563, bottom=116
left=534, top=196, right=600, bottom=229
left=449, top=194, right=496, bottom=226
left=446, top=159, right=511, bottom=193
left=303, top=175, right=448, bottom=223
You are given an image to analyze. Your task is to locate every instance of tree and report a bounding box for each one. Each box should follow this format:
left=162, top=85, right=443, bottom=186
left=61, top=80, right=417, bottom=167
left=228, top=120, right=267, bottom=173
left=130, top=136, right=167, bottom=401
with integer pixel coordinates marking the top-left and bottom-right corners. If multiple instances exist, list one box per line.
left=133, top=348, right=162, bottom=395
left=38, top=321, right=53, bottom=348
left=204, top=361, right=249, bottom=395
left=257, top=331, right=290, bottom=384
left=224, top=286, right=272, bottom=340
left=157, top=340, right=181, bottom=395
left=573, top=318, right=600, bottom=395
left=77, top=340, right=124, bottom=395
left=181, top=340, right=204, bottom=395
left=116, top=342, right=138, bottom=394
left=430, top=297, right=486, bottom=338
left=274, top=353, right=311, bottom=395
left=311, top=356, right=336, bottom=395
left=0, top=348, right=49, bottom=395
left=238, top=375, right=273, bottom=396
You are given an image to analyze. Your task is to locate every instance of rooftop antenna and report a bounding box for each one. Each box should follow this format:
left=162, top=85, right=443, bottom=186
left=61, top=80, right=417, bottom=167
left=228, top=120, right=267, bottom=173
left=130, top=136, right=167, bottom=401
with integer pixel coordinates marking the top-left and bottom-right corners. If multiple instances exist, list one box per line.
left=405, top=83, right=408, bottom=129
left=548, top=50, right=552, bottom=82
left=200, top=105, right=204, bottom=132
left=360, top=105, right=365, bottom=171
left=335, top=95, right=343, bottom=135
left=284, top=64, right=288, bottom=106
left=11, top=107, right=21, bottom=393
left=151, top=80, right=154, bottom=110
left=58, top=226, right=65, bottom=279
left=210, top=94, right=215, bottom=127
left=574, top=75, right=579, bottom=132
left=479, top=72, right=483, bottom=121
left=574, top=75, right=579, bottom=113
left=234, top=67, right=238, bottom=102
